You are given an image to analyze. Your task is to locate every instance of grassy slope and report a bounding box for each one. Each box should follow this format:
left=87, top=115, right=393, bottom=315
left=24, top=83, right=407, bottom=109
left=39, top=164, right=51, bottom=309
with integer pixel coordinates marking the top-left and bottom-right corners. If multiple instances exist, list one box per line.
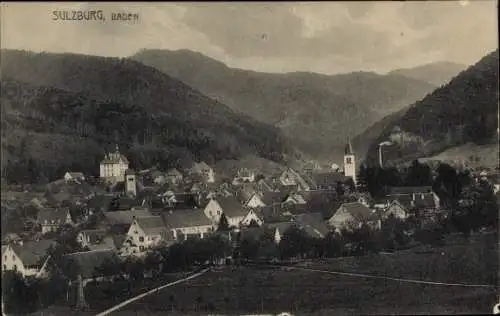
left=111, top=233, right=497, bottom=315
left=418, top=142, right=499, bottom=170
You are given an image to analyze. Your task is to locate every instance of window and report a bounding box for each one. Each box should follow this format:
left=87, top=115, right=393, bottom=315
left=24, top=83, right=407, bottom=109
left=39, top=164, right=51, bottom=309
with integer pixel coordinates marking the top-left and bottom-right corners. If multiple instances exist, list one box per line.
left=12, top=255, right=15, bottom=261
left=346, top=157, right=352, bottom=164
left=134, top=231, right=138, bottom=234
left=139, top=246, right=145, bottom=252
left=139, top=237, right=144, bottom=242
left=217, top=210, right=221, bottom=215
left=3, top=265, right=6, bottom=270
left=13, top=265, right=17, bottom=271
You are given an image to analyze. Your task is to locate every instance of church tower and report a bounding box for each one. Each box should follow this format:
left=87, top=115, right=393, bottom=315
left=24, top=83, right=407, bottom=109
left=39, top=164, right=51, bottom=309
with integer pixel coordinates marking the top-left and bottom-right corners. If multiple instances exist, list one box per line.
left=125, top=169, right=137, bottom=197
left=343, top=139, right=356, bottom=185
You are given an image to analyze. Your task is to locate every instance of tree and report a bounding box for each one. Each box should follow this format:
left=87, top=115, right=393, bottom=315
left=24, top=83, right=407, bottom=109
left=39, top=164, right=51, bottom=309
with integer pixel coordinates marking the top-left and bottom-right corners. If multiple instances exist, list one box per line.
left=356, top=164, right=369, bottom=193
left=217, top=213, right=230, bottom=232
left=404, top=160, right=432, bottom=186
left=279, top=226, right=311, bottom=259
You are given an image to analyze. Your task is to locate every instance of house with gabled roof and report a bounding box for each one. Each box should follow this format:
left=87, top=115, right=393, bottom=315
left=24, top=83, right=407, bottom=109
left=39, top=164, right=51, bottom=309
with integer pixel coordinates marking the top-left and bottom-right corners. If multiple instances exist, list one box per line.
left=204, top=196, right=262, bottom=228
left=380, top=200, right=408, bottom=220
left=100, top=209, right=152, bottom=234
left=2, top=239, right=56, bottom=278
left=189, top=161, right=215, bottom=183
left=327, top=202, right=380, bottom=232
left=161, top=209, right=215, bottom=241
left=121, top=216, right=174, bottom=256
left=37, top=208, right=73, bottom=234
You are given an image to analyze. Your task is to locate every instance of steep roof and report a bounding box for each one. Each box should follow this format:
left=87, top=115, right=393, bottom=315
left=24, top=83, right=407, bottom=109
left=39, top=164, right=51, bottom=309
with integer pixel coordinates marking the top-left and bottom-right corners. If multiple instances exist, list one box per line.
left=216, top=196, right=247, bottom=218
left=80, top=229, right=107, bottom=244
left=261, top=191, right=288, bottom=205
left=161, top=209, right=212, bottom=229
left=62, top=249, right=121, bottom=279
left=66, top=172, right=84, bottom=178
left=101, top=146, right=129, bottom=165
left=86, top=236, right=117, bottom=251
left=135, top=216, right=169, bottom=236
left=103, top=209, right=152, bottom=225
left=294, top=213, right=330, bottom=238
left=11, top=239, right=56, bottom=266
left=311, top=172, right=348, bottom=188
left=336, top=202, right=377, bottom=222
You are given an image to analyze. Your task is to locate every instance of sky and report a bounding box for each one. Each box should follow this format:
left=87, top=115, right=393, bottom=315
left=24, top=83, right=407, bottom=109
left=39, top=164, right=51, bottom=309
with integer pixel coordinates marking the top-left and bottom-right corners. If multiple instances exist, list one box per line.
left=1, top=1, right=498, bottom=74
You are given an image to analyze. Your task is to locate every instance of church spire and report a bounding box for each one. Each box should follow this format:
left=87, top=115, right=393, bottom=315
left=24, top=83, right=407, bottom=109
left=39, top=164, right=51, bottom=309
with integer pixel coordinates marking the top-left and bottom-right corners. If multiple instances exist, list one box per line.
left=345, top=139, right=353, bottom=155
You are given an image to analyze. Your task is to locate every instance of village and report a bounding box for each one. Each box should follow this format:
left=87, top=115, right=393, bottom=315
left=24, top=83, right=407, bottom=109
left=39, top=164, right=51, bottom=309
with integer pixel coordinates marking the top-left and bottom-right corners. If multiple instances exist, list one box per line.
left=1, top=139, right=499, bottom=313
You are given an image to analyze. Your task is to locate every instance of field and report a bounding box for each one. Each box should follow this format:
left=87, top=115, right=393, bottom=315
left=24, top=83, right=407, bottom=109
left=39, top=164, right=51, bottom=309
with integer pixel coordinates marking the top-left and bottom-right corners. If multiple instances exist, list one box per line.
left=109, top=233, right=498, bottom=315
left=418, top=142, right=498, bottom=169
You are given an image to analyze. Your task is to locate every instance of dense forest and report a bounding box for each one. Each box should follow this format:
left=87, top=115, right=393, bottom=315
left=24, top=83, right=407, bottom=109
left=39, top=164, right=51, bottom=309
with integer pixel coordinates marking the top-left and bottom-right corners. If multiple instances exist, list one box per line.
left=0, top=77, right=293, bottom=184
left=364, top=49, right=499, bottom=165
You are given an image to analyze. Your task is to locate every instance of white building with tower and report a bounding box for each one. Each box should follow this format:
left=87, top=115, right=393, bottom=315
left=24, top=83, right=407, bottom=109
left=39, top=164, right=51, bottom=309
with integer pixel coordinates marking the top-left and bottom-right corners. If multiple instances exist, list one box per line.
left=100, top=144, right=129, bottom=184
left=343, top=140, right=356, bottom=185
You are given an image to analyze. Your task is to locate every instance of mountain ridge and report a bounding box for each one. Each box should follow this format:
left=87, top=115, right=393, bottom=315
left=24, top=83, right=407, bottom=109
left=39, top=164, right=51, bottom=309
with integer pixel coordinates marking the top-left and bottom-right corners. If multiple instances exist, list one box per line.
left=131, top=48, right=437, bottom=163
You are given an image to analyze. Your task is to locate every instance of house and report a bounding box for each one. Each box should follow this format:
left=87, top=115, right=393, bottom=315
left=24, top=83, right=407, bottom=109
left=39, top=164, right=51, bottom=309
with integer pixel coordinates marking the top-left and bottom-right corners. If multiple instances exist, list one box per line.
left=190, top=161, right=215, bottom=183
left=161, top=209, right=215, bottom=241
left=122, top=216, right=173, bottom=256
left=276, top=168, right=312, bottom=191
left=64, top=172, right=85, bottom=183
left=256, top=178, right=277, bottom=193
left=2, top=239, right=56, bottom=278
left=37, top=208, right=73, bottom=234
left=243, top=193, right=266, bottom=208
left=234, top=168, right=255, bottom=183
left=236, top=184, right=265, bottom=208
left=204, top=196, right=262, bottom=227
left=166, top=168, right=183, bottom=184
left=76, top=229, right=116, bottom=250
left=327, top=202, right=381, bottom=232
left=293, top=213, right=331, bottom=239
left=100, top=209, right=152, bottom=233
left=261, top=191, right=289, bottom=207
left=309, top=171, right=349, bottom=191
left=99, top=144, right=129, bottom=184
left=283, top=192, right=307, bottom=205
left=380, top=200, right=408, bottom=220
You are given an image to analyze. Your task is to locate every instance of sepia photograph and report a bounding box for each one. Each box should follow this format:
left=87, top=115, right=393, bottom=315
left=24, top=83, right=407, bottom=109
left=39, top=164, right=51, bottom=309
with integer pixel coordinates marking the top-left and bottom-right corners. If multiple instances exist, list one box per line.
left=0, top=1, right=499, bottom=315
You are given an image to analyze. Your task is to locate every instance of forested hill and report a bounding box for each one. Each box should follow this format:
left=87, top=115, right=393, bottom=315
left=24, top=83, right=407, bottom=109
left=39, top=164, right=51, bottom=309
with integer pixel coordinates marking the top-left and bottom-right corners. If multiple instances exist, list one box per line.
left=0, top=50, right=295, bottom=184
left=131, top=49, right=436, bottom=163
left=364, top=49, right=499, bottom=166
